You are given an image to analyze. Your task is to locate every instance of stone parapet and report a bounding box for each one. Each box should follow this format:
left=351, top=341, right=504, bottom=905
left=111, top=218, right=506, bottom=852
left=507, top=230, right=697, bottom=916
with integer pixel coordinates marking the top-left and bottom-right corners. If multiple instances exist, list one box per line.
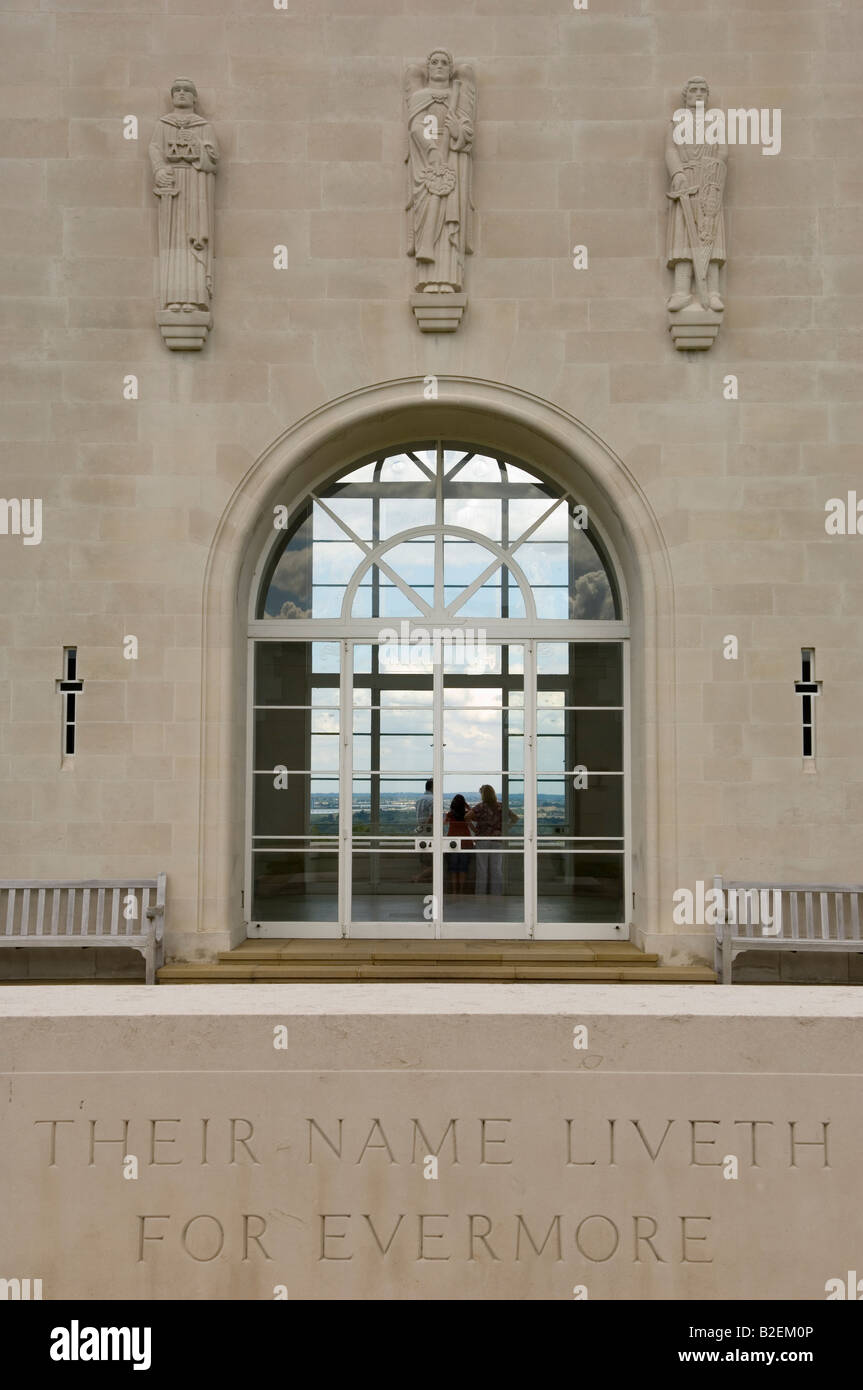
left=2, top=984, right=861, bottom=1300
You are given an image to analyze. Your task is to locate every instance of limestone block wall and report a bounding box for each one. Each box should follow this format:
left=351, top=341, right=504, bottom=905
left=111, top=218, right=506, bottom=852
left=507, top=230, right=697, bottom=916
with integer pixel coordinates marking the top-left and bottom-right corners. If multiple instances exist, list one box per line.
left=0, top=0, right=860, bottom=962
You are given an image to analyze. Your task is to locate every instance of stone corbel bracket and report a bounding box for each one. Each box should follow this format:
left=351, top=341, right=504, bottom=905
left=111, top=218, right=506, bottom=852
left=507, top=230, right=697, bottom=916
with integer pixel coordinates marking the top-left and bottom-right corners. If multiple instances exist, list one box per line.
left=157, top=309, right=211, bottom=352
left=410, top=292, right=467, bottom=333
left=667, top=302, right=723, bottom=352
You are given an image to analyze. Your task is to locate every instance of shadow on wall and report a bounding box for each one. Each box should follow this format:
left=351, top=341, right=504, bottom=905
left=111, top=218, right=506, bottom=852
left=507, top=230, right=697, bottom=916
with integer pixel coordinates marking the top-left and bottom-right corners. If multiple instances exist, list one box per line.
left=734, top=951, right=863, bottom=985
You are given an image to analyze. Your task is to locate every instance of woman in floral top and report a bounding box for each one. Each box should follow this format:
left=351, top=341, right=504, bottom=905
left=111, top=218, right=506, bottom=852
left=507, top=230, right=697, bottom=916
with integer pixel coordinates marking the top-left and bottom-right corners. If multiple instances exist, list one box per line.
left=468, top=785, right=518, bottom=896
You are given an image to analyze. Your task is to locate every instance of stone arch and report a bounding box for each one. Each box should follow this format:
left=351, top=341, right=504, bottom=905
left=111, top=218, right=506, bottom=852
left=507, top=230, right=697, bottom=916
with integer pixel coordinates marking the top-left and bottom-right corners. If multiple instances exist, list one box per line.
left=194, top=377, right=676, bottom=958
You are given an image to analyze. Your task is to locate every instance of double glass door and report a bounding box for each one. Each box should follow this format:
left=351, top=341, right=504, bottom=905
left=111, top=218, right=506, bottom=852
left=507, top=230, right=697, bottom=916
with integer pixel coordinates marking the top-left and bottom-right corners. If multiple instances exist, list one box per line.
left=250, top=633, right=627, bottom=939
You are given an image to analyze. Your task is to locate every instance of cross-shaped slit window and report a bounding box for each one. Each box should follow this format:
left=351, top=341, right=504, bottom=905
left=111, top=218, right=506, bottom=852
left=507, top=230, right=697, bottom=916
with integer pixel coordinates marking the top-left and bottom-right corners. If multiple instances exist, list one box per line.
left=56, top=647, right=84, bottom=757
left=793, top=648, right=821, bottom=760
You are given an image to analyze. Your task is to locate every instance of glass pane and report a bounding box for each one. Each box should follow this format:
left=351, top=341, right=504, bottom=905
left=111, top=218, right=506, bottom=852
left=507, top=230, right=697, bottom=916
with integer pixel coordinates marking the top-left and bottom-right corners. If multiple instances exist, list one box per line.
left=509, top=498, right=567, bottom=541
left=380, top=539, right=435, bottom=587
left=252, top=850, right=339, bottom=923
left=378, top=641, right=434, bottom=675
left=351, top=587, right=372, bottom=618
left=351, top=853, right=432, bottom=924
left=537, top=774, right=623, bottom=837
left=444, top=540, right=498, bottom=589
left=444, top=706, right=503, bottom=774
left=517, top=542, right=568, bottom=586
left=535, top=710, right=623, bottom=772
left=352, top=778, right=433, bottom=836
left=443, top=775, right=523, bottom=923
left=372, top=735, right=434, bottom=773
left=534, top=587, right=568, bottom=619
left=447, top=584, right=502, bottom=619
left=254, top=712, right=338, bottom=771
left=313, top=540, right=365, bottom=585
left=505, top=462, right=542, bottom=483
left=255, top=642, right=339, bottom=705
left=445, top=453, right=501, bottom=483
left=379, top=499, right=435, bottom=537
left=571, top=526, right=617, bottom=619
left=337, top=461, right=376, bottom=482
left=374, top=582, right=426, bottom=619
left=259, top=508, right=312, bottom=619
left=537, top=643, right=623, bottom=704
left=444, top=497, right=502, bottom=539
left=253, top=773, right=339, bottom=839
left=504, top=579, right=527, bottom=618
left=378, top=453, right=430, bottom=481
left=380, top=706, right=434, bottom=734
left=313, top=497, right=372, bottom=541
left=537, top=853, right=624, bottom=924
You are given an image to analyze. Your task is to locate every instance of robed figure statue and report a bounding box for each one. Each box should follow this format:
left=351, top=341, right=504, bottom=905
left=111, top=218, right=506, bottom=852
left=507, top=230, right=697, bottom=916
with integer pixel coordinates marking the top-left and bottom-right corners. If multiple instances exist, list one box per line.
left=149, top=78, right=219, bottom=350
left=665, top=75, right=727, bottom=313
left=405, top=50, right=475, bottom=304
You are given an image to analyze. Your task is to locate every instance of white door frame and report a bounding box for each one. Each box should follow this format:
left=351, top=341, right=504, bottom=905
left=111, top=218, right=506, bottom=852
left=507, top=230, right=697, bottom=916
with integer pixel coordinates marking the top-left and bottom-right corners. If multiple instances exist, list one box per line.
left=246, top=627, right=629, bottom=941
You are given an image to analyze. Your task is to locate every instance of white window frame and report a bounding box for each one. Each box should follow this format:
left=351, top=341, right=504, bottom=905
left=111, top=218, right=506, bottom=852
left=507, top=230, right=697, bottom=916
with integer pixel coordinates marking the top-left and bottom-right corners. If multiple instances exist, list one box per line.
left=245, top=443, right=631, bottom=942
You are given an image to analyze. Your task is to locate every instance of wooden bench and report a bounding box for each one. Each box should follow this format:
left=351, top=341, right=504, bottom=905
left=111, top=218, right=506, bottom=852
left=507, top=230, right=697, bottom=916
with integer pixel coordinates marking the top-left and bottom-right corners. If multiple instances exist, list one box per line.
left=0, top=876, right=166, bottom=985
left=713, top=875, right=863, bottom=984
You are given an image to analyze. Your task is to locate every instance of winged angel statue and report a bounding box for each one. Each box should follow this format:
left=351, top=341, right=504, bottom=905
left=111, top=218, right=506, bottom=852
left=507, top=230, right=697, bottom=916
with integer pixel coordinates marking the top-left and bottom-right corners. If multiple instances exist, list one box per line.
left=405, top=50, right=475, bottom=294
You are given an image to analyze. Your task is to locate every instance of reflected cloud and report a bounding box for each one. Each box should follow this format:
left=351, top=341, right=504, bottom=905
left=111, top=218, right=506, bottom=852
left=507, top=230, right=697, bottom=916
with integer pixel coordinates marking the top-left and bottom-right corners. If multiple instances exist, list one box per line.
left=571, top=570, right=614, bottom=620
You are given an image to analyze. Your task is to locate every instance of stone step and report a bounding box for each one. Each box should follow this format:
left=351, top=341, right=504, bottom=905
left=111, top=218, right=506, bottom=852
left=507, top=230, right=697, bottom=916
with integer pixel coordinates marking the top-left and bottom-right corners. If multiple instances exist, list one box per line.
left=222, top=941, right=659, bottom=964
left=159, top=962, right=715, bottom=983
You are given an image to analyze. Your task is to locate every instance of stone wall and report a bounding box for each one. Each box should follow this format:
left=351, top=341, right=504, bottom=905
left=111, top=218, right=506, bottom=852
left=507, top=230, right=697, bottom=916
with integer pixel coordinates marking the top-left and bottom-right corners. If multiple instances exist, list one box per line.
left=3, top=983, right=863, bottom=1298
left=1, top=0, right=860, bottom=962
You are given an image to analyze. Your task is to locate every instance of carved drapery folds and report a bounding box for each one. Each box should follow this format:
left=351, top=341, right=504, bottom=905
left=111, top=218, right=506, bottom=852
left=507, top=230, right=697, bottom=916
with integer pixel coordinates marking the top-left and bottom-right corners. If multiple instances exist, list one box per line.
left=149, top=78, right=219, bottom=351
left=665, top=76, right=727, bottom=351
left=405, top=50, right=475, bottom=333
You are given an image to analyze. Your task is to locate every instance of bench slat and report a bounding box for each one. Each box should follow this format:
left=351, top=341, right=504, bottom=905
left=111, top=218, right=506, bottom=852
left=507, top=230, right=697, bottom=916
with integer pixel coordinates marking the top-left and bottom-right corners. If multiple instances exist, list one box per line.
left=110, top=888, right=120, bottom=937
left=66, top=887, right=75, bottom=937
left=836, top=894, right=845, bottom=941
left=0, top=880, right=161, bottom=891
left=852, top=897, right=861, bottom=941
left=805, top=892, right=814, bottom=940
left=95, top=888, right=105, bottom=938
left=50, top=888, right=61, bottom=936
left=35, top=888, right=45, bottom=936
left=81, top=888, right=91, bottom=937
left=5, top=888, right=15, bottom=937
left=790, top=893, right=799, bottom=940
left=820, top=891, right=830, bottom=941
left=137, top=887, right=149, bottom=937
left=20, top=889, right=30, bottom=939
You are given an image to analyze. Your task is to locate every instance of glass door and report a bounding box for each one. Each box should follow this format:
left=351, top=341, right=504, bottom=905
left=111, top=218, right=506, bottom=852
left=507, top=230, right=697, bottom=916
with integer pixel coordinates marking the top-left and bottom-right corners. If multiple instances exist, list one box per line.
left=350, top=639, right=438, bottom=938
left=348, top=635, right=529, bottom=938
left=440, top=641, right=528, bottom=938
left=249, top=634, right=627, bottom=939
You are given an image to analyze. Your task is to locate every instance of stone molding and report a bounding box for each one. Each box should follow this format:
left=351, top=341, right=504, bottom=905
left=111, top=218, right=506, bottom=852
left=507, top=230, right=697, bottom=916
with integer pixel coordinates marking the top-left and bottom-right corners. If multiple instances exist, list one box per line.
left=196, top=379, right=677, bottom=960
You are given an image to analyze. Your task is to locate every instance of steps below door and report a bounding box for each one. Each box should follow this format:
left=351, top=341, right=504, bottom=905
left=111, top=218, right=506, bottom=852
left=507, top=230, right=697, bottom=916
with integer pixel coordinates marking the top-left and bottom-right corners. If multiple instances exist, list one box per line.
left=159, top=939, right=716, bottom=983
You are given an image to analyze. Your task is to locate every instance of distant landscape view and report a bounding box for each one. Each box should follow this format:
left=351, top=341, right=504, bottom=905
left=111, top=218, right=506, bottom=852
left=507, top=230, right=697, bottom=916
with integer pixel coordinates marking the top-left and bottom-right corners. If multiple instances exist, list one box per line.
left=308, top=790, right=569, bottom=835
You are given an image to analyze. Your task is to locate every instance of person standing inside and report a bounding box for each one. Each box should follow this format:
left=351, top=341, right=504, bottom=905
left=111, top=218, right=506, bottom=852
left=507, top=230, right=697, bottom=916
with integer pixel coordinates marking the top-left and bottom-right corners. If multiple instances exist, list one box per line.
left=443, top=794, right=473, bottom=894
left=413, top=778, right=434, bottom=882
left=468, top=785, right=518, bottom=895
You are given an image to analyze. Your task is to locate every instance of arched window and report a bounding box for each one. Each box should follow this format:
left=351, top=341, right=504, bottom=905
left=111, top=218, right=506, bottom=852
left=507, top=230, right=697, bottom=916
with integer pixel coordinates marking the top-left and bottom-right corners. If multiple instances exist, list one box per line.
left=256, top=444, right=621, bottom=623
left=248, top=443, right=629, bottom=943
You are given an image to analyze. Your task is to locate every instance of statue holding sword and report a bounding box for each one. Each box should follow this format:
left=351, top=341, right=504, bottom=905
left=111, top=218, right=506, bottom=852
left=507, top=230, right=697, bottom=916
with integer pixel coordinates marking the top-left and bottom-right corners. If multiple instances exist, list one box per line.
left=665, top=76, right=727, bottom=313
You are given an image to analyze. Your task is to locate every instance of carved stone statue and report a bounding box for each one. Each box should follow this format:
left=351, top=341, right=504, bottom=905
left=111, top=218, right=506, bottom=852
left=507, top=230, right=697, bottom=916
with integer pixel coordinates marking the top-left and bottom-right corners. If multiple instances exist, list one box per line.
left=149, top=78, right=219, bottom=351
left=665, top=76, right=727, bottom=351
left=405, top=50, right=475, bottom=333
